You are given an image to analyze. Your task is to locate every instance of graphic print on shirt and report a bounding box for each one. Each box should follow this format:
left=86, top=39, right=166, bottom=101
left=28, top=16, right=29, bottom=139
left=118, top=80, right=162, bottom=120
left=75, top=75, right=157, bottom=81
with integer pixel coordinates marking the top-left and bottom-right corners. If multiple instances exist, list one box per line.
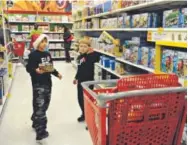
left=41, top=56, right=51, bottom=64
left=77, top=57, right=86, bottom=65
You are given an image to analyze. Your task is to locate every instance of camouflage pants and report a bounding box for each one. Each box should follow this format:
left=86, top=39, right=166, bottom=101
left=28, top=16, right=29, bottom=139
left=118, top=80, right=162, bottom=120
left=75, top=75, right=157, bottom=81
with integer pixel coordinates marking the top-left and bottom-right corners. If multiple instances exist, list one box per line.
left=31, top=84, right=51, bottom=133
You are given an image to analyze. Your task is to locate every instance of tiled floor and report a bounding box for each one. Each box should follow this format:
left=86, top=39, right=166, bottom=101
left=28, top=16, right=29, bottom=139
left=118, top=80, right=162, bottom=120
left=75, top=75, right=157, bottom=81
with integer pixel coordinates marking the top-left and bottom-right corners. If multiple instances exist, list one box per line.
left=0, top=62, right=92, bottom=145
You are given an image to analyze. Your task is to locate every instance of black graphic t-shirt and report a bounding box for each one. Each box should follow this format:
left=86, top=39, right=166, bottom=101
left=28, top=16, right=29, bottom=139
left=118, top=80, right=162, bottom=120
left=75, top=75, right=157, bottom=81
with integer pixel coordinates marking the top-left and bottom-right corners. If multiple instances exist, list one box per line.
left=26, top=50, right=59, bottom=86
left=75, top=52, right=100, bottom=82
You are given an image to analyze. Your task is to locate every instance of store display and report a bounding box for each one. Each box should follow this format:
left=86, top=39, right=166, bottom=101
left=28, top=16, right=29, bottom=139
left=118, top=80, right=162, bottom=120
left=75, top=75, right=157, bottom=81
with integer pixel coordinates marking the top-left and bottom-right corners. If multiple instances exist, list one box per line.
left=173, top=51, right=187, bottom=78
left=161, top=49, right=174, bottom=73
left=163, top=9, right=179, bottom=28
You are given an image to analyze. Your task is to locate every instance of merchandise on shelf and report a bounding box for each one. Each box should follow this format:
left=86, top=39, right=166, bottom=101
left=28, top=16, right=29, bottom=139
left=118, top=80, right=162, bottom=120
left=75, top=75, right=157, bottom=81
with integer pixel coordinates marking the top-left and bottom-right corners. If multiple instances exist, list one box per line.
left=173, top=51, right=187, bottom=78
left=161, top=49, right=174, bottom=73
left=104, top=0, right=112, bottom=12
left=110, top=60, right=116, bottom=71
left=163, top=9, right=179, bottom=28
left=139, top=46, right=149, bottom=66
left=112, top=0, right=121, bottom=10
left=179, top=8, right=187, bottom=28
left=118, top=16, right=124, bottom=28
left=148, top=48, right=155, bottom=69
left=115, top=62, right=126, bottom=75
left=131, top=13, right=151, bottom=28
left=92, top=18, right=100, bottom=29
left=123, top=14, right=131, bottom=28
left=94, top=65, right=102, bottom=81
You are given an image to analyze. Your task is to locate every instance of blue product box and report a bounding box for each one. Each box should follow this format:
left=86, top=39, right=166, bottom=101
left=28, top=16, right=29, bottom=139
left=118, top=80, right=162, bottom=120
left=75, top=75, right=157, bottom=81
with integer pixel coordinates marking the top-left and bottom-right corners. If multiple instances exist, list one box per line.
left=173, top=51, right=187, bottom=78
left=110, top=60, right=116, bottom=71
left=161, top=49, right=174, bottom=73
left=138, top=46, right=149, bottom=66
left=179, top=8, right=187, bottom=28
left=100, top=56, right=104, bottom=65
left=104, top=58, right=110, bottom=68
left=163, top=9, right=179, bottom=28
left=104, top=0, right=112, bottom=12
left=148, top=48, right=155, bottom=69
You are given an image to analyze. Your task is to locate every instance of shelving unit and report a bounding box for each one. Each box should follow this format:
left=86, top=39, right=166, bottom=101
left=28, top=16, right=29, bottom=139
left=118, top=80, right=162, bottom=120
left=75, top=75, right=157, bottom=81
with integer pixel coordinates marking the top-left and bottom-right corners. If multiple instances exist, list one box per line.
left=0, top=63, right=17, bottom=117
left=9, top=18, right=74, bottom=61
left=95, top=63, right=122, bottom=78
left=73, top=0, right=187, bottom=87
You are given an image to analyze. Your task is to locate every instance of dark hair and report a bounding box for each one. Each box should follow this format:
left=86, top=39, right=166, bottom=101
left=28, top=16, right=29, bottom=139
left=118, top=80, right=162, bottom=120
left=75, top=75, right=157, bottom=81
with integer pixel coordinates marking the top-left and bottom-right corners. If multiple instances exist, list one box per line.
left=63, top=25, right=69, bottom=32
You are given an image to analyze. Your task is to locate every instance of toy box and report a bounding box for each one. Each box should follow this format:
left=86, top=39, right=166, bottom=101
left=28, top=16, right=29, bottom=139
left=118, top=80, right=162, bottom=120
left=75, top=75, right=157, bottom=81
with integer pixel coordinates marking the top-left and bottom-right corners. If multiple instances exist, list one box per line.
left=130, top=46, right=139, bottom=63
left=173, top=51, right=187, bottom=78
left=123, top=41, right=131, bottom=60
left=163, top=9, right=179, bottom=28
left=132, top=13, right=150, bottom=28
left=161, top=49, right=174, bottom=73
left=124, top=15, right=131, bottom=28
left=112, top=0, right=121, bottom=10
left=139, top=47, right=149, bottom=66
left=148, top=48, right=155, bottom=69
left=179, top=8, right=187, bottom=28
left=104, top=0, right=112, bottom=12
left=118, top=16, right=124, bottom=28
left=39, top=63, right=54, bottom=73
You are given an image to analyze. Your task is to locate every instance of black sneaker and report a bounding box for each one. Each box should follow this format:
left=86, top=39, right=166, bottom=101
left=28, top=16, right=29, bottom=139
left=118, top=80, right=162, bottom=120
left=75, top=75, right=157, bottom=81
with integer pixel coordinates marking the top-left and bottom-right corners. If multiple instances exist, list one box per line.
left=77, top=115, right=85, bottom=122
left=36, top=131, right=49, bottom=141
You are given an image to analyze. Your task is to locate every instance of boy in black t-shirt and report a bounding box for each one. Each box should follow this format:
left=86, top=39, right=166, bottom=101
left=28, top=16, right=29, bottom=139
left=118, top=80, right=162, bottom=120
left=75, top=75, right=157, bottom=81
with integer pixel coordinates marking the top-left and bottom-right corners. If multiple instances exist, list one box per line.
left=73, top=39, right=100, bottom=122
left=26, top=34, right=62, bottom=141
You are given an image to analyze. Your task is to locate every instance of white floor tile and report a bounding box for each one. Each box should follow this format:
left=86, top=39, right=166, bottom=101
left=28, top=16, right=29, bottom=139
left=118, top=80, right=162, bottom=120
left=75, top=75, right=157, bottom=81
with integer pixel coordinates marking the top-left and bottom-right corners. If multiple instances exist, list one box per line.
left=0, top=62, right=93, bottom=145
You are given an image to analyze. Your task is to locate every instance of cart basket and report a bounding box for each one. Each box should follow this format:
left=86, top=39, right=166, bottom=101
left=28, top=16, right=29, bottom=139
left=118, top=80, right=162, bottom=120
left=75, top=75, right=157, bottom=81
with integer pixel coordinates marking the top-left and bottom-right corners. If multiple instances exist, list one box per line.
left=82, top=74, right=187, bottom=145
left=13, top=41, right=25, bottom=56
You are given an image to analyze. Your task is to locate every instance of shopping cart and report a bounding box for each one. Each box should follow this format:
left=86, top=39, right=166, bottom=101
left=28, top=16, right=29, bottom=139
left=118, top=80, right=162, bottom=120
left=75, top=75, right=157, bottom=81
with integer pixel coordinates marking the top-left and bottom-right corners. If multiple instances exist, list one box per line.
left=82, top=74, right=187, bottom=145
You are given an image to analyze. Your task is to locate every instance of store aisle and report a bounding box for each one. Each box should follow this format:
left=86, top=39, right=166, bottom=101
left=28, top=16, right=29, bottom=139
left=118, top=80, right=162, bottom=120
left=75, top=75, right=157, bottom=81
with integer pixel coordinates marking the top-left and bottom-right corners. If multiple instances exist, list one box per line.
left=0, top=62, right=92, bottom=145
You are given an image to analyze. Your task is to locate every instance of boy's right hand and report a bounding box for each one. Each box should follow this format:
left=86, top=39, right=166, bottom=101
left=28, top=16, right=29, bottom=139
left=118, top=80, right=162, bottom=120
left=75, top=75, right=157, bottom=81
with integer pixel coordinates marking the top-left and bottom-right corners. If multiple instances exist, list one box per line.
left=73, top=79, right=78, bottom=85
left=36, top=68, right=44, bottom=74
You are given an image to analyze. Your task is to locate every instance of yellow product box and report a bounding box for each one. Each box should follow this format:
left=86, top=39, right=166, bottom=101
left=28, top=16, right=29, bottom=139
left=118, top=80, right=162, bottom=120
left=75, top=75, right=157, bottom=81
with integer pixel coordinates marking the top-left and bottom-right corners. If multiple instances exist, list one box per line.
left=39, top=63, right=54, bottom=73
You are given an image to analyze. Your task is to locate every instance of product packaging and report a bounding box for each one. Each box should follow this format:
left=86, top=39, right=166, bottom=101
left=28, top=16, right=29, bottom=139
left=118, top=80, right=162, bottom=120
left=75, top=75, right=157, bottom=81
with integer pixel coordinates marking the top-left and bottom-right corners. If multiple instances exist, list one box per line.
left=92, top=18, right=100, bottom=29
left=124, top=15, right=131, bottom=28
left=139, top=47, right=149, bottom=66
left=130, top=46, right=139, bottom=63
left=179, top=8, right=187, bottom=28
left=118, top=16, right=124, bottom=28
left=163, top=9, right=179, bottom=28
left=161, top=49, right=174, bottom=73
left=173, top=51, right=187, bottom=78
left=110, top=60, right=116, bottom=71
left=104, top=0, right=112, bottom=12
left=132, top=13, right=150, bottom=28
left=148, top=48, right=155, bottom=69
left=39, top=63, right=54, bottom=73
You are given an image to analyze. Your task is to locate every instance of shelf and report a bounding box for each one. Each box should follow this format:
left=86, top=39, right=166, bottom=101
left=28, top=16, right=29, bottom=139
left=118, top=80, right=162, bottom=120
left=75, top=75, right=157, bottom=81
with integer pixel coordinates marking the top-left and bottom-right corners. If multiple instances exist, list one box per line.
left=156, top=41, right=187, bottom=48
left=95, top=63, right=122, bottom=78
left=74, top=28, right=187, bottom=32
left=116, top=58, right=155, bottom=73
left=11, top=31, right=74, bottom=34
left=9, top=21, right=73, bottom=24
left=74, top=0, right=186, bottom=22
left=0, top=63, right=17, bottom=117
left=94, top=49, right=115, bottom=58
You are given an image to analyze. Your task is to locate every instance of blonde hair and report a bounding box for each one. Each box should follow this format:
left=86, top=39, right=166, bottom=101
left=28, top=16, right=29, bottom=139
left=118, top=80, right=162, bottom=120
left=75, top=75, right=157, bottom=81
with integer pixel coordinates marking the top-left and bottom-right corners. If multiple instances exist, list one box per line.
left=79, top=38, right=91, bottom=46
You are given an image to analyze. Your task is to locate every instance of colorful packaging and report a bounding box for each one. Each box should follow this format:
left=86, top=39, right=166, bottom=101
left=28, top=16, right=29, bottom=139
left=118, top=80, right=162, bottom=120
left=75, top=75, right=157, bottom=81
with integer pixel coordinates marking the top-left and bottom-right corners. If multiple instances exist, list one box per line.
left=148, top=48, right=155, bottom=69
left=173, top=51, right=187, bottom=78
left=124, top=15, right=131, bottom=28
left=130, top=46, right=139, bottom=63
left=140, top=47, right=149, bottom=66
left=118, top=16, right=124, bottom=28
left=161, top=49, right=174, bottom=73
left=163, top=9, right=179, bottom=28
left=123, top=45, right=131, bottom=60
left=104, top=0, right=112, bottom=12
left=132, top=13, right=150, bottom=28
left=179, top=8, right=187, bottom=28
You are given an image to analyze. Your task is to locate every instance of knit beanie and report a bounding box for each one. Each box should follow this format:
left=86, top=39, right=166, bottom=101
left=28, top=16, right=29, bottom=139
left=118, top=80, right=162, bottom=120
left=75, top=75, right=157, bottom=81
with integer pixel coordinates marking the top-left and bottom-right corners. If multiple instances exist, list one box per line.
left=79, top=38, right=91, bottom=46
left=33, top=34, right=49, bottom=49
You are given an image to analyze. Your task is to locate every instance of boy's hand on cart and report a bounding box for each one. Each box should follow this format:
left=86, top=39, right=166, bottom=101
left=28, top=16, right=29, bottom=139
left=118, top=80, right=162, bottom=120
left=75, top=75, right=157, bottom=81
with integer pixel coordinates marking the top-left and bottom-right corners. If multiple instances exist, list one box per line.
left=36, top=68, right=45, bottom=74
left=73, top=80, right=77, bottom=84
left=58, top=74, right=62, bottom=80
